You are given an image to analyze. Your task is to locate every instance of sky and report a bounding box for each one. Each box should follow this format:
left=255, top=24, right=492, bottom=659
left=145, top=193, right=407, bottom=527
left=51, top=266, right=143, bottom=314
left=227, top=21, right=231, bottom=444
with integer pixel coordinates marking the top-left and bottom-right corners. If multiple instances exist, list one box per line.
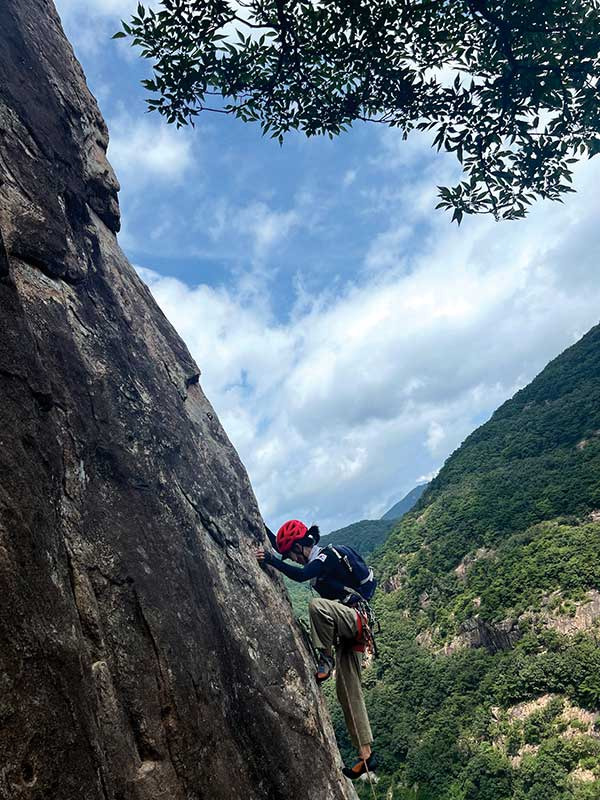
left=55, top=1, right=600, bottom=533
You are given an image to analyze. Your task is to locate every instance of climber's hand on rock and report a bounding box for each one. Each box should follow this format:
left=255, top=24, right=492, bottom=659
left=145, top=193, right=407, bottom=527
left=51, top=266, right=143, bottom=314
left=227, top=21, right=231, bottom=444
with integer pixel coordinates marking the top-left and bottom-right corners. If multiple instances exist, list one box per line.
left=256, top=548, right=275, bottom=568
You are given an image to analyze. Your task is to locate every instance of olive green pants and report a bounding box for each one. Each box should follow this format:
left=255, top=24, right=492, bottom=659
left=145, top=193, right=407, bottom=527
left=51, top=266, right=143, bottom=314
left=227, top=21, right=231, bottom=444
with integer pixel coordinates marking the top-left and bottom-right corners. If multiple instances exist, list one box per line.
left=308, top=597, right=373, bottom=749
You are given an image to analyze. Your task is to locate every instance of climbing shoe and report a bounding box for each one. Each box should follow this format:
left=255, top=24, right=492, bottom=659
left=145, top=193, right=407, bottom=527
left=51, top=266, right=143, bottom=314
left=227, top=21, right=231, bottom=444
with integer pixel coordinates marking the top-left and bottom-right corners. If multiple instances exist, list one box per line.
left=342, top=753, right=378, bottom=780
left=315, top=652, right=334, bottom=683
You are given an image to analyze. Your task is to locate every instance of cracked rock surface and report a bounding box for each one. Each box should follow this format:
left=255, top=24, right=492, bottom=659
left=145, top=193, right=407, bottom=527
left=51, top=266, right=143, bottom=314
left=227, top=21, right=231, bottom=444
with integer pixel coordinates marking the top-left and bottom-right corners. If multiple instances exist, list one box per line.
left=0, top=3, right=357, bottom=799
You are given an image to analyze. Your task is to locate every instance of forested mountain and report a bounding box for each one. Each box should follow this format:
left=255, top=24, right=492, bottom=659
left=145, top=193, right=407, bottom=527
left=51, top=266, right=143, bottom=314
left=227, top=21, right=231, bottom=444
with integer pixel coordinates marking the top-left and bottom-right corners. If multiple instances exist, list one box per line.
left=381, top=484, right=429, bottom=522
left=321, top=483, right=429, bottom=555
left=322, top=519, right=395, bottom=555
left=335, top=323, right=600, bottom=800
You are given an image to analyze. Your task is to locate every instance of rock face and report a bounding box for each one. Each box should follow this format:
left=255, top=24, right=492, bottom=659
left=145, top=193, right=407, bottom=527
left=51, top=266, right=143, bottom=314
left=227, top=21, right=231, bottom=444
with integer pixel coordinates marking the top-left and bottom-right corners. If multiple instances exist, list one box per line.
left=0, top=3, right=357, bottom=799
left=453, top=547, right=495, bottom=580
left=441, top=617, right=522, bottom=655
left=533, top=589, right=600, bottom=636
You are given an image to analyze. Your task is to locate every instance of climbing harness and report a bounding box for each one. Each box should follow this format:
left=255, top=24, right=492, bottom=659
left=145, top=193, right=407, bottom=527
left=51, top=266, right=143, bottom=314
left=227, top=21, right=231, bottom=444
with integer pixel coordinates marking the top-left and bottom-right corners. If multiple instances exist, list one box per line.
left=356, top=599, right=380, bottom=658
left=343, top=596, right=380, bottom=659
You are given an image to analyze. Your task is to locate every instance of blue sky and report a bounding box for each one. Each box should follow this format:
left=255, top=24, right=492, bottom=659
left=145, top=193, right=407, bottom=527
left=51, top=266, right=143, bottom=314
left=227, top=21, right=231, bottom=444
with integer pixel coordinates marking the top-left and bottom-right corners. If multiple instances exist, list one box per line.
left=56, top=1, right=600, bottom=533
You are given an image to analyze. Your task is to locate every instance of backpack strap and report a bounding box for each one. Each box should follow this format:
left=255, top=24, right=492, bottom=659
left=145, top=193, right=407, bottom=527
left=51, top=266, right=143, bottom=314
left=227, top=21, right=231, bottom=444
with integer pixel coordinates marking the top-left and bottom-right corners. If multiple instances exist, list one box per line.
left=326, top=544, right=354, bottom=573
left=325, top=544, right=375, bottom=601
left=359, top=567, right=375, bottom=585
left=328, top=545, right=374, bottom=583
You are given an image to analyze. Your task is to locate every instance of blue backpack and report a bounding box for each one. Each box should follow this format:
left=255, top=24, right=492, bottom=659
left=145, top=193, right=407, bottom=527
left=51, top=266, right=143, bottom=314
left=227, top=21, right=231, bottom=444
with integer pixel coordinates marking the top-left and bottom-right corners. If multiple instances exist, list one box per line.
left=325, top=544, right=377, bottom=601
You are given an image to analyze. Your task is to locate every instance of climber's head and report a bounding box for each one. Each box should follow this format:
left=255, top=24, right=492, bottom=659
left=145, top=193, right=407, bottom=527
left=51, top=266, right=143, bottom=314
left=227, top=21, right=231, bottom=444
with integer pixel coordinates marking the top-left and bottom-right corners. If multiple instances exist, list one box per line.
left=276, top=520, right=320, bottom=562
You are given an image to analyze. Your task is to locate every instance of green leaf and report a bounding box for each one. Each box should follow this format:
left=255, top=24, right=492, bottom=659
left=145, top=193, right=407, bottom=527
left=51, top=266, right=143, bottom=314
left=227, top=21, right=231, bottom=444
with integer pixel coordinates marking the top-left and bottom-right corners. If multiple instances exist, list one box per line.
left=124, top=0, right=600, bottom=222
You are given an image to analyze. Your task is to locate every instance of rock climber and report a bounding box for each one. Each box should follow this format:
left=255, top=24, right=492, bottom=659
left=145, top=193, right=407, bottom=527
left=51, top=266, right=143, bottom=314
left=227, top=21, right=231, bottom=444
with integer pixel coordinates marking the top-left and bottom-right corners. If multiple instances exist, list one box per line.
left=255, top=519, right=377, bottom=780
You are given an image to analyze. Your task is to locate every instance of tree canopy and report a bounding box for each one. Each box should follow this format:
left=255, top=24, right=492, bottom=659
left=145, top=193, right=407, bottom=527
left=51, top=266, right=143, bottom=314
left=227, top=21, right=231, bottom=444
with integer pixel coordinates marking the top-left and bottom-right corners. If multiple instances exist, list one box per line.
left=117, top=0, right=600, bottom=222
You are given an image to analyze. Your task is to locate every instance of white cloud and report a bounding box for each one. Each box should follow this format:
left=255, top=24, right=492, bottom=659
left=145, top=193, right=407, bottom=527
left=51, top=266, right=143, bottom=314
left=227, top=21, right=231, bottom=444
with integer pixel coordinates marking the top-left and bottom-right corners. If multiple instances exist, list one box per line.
left=107, top=113, right=195, bottom=185
left=136, top=153, right=600, bottom=533
left=417, top=470, right=440, bottom=484
left=426, top=422, right=445, bottom=455
left=183, top=196, right=304, bottom=274
left=58, top=0, right=137, bottom=13
left=55, top=0, right=140, bottom=54
left=237, top=202, right=300, bottom=259
left=53, top=0, right=600, bottom=538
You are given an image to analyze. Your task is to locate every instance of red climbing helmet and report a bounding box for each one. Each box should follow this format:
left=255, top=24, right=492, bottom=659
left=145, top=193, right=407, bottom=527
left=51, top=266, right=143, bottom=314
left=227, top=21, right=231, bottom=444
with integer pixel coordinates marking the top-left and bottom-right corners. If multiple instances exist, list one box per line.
left=276, top=519, right=308, bottom=556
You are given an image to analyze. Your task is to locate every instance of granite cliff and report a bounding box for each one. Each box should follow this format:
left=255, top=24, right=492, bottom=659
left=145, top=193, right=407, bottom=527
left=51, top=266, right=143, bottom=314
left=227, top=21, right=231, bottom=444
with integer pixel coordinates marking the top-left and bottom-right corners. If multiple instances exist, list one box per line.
left=0, top=2, right=356, bottom=798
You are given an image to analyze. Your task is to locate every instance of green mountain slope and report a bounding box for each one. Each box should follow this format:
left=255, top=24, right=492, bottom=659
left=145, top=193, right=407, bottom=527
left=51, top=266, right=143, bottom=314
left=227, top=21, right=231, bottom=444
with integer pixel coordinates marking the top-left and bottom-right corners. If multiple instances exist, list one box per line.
left=339, top=324, right=600, bottom=800
left=322, top=518, right=396, bottom=554
left=378, top=323, right=600, bottom=624
left=381, top=483, right=429, bottom=521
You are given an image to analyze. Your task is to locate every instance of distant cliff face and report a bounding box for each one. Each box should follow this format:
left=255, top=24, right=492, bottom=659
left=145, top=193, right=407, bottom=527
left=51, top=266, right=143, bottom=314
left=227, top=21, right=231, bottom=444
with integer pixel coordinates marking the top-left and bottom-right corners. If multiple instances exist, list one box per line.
left=0, top=3, right=356, bottom=799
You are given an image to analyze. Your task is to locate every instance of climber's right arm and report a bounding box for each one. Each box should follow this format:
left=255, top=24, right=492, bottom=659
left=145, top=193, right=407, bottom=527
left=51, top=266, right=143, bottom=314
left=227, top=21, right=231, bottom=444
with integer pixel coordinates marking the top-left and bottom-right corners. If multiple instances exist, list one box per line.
left=258, top=550, right=326, bottom=583
left=265, top=525, right=279, bottom=551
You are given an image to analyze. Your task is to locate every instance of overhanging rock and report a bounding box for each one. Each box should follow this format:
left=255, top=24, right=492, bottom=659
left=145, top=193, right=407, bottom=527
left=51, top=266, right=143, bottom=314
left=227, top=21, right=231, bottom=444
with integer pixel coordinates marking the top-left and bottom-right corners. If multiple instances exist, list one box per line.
left=0, top=2, right=357, bottom=798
